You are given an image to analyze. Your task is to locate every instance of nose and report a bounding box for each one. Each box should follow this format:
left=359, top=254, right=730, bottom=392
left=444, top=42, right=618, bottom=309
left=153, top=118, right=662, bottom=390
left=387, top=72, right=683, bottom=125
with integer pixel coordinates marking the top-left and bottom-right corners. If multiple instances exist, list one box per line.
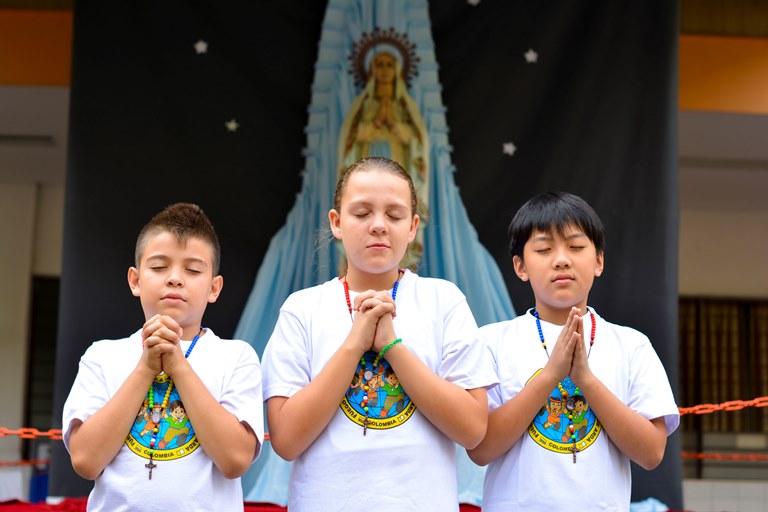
left=553, top=248, right=571, bottom=269
left=369, top=212, right=388, bottom=234
left=166, top=267, right=183, bottom=286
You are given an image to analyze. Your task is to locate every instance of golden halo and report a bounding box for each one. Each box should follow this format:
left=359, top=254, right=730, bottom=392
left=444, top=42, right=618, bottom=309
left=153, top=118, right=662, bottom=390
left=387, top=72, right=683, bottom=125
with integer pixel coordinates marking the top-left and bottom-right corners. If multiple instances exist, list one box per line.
left=348, top=27, right=420, bottom=89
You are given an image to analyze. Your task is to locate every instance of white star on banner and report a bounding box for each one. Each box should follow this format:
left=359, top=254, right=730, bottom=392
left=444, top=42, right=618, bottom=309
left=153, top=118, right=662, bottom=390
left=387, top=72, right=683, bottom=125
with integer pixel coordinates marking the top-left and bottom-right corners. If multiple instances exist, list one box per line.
left=225, top=119, right=239, bottom=132
left=524, top=48, right=538, bottom=63
left=502, top=142, right=516, bottom=156
left=194, top=40, right=208, bottom=54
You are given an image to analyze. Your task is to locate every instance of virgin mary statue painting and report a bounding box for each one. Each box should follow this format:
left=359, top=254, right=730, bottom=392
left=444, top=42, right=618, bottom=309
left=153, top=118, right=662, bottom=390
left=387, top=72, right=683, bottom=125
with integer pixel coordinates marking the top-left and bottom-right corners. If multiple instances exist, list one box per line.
left=237, top=0, right=515, bottom=505
left=338, top=38, right=429, bottom=267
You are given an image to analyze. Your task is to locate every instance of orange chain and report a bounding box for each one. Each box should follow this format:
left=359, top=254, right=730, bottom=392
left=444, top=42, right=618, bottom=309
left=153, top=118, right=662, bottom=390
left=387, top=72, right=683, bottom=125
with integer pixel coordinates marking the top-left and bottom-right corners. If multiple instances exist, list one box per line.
left=678, top=395, right=768, bottom=416
left=682, top=451, right=768, bottom=461
left=2, top=397, right=767, bottom=439
left=0, top=459, right=51, bottom=467
left=0, top=427, right=63, bottom=440
left=0, top=427, right=270, bottom=441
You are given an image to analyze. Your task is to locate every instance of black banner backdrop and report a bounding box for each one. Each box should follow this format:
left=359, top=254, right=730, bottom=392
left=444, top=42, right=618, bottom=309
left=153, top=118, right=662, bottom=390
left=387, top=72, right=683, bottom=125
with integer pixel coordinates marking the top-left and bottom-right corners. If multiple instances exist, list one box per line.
left=50, top=1, right=681, bottom=507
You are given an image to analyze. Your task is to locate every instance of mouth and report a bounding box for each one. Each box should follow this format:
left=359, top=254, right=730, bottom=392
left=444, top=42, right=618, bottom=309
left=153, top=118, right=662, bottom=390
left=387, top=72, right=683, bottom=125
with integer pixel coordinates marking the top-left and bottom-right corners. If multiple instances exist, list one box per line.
left=367, top=243, right=390, bottom=250
left=162, top=293, right=185, bottom=302
left=552, top=274, right=573, bottom=284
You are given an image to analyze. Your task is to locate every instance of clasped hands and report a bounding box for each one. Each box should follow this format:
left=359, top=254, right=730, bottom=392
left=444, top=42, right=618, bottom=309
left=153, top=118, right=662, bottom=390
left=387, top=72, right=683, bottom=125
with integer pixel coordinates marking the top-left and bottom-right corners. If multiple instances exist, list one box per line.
left=140, top=314, right=189, bottom=377
left=544, top=307, right=595, bottom=389
left=348, top=290, right=397, bottom=354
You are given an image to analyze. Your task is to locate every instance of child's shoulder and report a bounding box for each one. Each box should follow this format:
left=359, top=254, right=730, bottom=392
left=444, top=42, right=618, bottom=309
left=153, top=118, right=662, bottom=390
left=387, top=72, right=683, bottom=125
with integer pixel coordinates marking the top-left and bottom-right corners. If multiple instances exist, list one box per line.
left=592, top=310, right=653, bottom=349
left=283, top=278, right=340, bottom=306
left=479, top=314, right=527, bottom=340
left=82, top=331, right=139, bottom=355
left=403, top=270, right=463, bottom=296
left=199, top=329, right=258, bottom=356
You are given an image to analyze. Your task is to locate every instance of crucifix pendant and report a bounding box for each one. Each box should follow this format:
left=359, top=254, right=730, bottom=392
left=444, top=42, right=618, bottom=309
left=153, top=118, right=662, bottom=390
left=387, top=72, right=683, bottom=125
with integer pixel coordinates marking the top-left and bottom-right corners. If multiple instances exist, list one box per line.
left=146, top=455, right=157, bottom=479
left=362, top=415, right=369, bottom=436
left=570, top=444, right=579, bottom=464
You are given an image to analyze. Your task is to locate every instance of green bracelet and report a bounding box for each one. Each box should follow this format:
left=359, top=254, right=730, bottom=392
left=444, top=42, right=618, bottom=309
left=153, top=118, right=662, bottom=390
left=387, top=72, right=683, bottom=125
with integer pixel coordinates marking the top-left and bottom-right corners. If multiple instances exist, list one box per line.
left=378, top=338, right=402, bottom=359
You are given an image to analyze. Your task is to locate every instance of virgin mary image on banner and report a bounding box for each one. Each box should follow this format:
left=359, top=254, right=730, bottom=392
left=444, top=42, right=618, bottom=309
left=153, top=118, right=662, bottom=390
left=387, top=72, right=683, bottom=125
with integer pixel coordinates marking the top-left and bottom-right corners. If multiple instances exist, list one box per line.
left=236, top=0, right=515, bottom=505
left=338, top=37, right=429, bottom=267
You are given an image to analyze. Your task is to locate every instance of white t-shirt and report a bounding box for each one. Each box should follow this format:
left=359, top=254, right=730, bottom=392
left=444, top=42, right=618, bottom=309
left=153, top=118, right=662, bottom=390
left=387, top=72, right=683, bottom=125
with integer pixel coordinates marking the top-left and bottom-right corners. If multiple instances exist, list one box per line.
left=481, top=308, right=679, bottom=512
left=62, top=328, right=264, bottom=512
left=262, top=270, right=497, bottom=512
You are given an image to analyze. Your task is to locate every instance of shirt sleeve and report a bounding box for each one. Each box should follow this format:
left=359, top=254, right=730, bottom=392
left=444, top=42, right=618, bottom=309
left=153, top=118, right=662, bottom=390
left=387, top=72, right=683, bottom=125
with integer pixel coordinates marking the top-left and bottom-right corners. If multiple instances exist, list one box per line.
left=438, top=283, right=498, bottom=391
left=479, top=323, right=504, bottom=411
left=219, top=341, right=265, bottom=458
left=626, top=333, right=681, bottom=435
left=261, top=297, right=312, bottom=400
left=61, top=343, right=109, bottom=452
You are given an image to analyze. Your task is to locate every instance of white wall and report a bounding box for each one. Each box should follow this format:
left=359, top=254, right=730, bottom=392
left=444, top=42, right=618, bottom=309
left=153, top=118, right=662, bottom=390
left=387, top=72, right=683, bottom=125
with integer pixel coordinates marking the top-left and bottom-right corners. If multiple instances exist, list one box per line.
left=0, top=85, right=67, bottom=487
left=0, top=184, right=36, bottom=462
left=678, top=111, right=768, bottom=298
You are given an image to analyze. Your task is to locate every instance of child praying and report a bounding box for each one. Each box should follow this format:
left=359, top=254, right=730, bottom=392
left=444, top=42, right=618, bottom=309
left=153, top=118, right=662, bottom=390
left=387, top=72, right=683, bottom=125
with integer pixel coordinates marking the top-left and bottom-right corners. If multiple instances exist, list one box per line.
left=62, top=203, right=263, bottom=511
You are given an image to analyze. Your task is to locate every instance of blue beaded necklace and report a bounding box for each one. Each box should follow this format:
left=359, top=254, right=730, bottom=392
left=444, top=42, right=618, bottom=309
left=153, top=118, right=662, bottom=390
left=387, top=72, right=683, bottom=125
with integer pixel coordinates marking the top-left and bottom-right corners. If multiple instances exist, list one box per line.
left=144, top=327, right=203, bottom=479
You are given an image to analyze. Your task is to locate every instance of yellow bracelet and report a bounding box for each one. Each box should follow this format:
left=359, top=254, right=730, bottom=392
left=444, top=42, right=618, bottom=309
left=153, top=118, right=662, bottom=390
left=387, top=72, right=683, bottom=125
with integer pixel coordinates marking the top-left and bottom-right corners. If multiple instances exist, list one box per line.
left=378, top=338, right=402, bottom=359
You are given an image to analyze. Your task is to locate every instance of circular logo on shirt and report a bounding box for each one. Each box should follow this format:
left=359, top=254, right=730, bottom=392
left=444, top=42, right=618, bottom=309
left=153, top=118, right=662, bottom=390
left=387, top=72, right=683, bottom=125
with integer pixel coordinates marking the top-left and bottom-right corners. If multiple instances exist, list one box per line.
left=340, top=350, right=416, bottom=430
left=125, top=373, right=200, bottom=460
left=527, top=370, right=601, bottom=456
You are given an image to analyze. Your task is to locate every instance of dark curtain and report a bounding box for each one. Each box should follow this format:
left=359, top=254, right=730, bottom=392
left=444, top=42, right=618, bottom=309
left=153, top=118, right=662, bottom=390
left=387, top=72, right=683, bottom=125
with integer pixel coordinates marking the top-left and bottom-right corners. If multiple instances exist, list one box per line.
left=50, top=1, right=681, bottom=507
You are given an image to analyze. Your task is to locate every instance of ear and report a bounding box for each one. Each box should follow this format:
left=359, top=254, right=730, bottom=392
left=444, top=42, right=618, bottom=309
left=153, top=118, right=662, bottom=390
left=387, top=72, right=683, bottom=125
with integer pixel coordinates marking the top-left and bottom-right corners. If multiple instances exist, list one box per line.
left=127, top=267, right=141, bottom=297
left=594, top=251, right=605, bottom=277
left=512, top=255, right=529, bottom=282
left=208, top=275, right=224, bottom=303
left=328, top=209, right=342, bottom=240
left=407, top=214, right=420, bottom=243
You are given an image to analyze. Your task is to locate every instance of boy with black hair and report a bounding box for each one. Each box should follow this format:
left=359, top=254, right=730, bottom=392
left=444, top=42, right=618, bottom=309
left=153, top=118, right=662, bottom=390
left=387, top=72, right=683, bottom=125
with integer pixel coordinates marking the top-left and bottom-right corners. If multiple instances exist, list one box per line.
left=469, top=192, right=679, bottom=511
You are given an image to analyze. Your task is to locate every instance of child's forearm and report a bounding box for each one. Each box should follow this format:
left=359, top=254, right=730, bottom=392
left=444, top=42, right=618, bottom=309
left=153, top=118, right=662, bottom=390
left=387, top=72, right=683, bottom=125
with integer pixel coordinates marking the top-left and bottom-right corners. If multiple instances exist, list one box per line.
left=383, top=343, right=488, bottom=449
left=467, top=369, right=559, bottom=466
left=170, top=364, right=258, bottom=479
left=576, top=374, right=668, bottom=469
left=266, top=341, right=365, bottom=461
left=68, top=366, right=156, bottom=480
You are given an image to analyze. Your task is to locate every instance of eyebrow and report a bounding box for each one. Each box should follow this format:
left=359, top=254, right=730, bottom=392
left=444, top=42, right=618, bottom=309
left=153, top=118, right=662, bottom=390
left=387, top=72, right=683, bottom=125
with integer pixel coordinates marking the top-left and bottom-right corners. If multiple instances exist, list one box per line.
left=144, top=254, right=209, bottom=266
left=531, top=231, right=588, bottom=242
left=346, top=199, right=409, bottom=210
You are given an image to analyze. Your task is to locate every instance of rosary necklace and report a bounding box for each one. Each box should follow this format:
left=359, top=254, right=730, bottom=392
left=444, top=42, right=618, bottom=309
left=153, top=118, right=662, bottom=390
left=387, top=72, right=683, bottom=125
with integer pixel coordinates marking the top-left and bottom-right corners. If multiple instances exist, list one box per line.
left=143, top=327, right=203, bottom=480
left=533, top=308, right=595, bottom=463
left=340, top=269, right=402, bottom=435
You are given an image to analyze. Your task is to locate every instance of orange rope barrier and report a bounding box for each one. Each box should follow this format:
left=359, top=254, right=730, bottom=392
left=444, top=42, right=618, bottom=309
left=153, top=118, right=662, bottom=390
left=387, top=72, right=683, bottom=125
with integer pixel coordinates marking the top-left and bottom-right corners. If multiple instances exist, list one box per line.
left=0, top=459, right=50, bottom=468
left=682, top=451, right=768, bottom=462
left=678, top=395, right=768, bottom=416
left=0, top=427, right=62, bottom=440
left=2, top=399, right=767, bottom=467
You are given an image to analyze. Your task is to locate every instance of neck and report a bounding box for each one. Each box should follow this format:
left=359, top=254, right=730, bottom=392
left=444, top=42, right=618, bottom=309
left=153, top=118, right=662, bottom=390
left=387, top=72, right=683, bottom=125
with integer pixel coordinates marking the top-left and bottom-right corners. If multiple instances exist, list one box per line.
left=345, top=267, right=402, bottom=292
left=181, top=326, right=203, bottom=341
left=533, top=302, right=589, bottom=325
left=375, top=83, right=394, bottom=98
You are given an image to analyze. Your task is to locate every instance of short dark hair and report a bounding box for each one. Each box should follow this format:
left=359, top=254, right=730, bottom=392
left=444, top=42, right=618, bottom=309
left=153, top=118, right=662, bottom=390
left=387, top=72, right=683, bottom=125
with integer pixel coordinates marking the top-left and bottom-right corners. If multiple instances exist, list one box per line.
left=135, top=203, right=221, bottom=275
left=507, top=192, right=604, bottom=259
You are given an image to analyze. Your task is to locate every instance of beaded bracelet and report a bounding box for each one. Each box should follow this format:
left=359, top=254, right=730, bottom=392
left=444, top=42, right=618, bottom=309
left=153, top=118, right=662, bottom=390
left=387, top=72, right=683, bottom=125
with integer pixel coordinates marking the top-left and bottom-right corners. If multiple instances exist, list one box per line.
left=378, top=338, right=402, bottom=359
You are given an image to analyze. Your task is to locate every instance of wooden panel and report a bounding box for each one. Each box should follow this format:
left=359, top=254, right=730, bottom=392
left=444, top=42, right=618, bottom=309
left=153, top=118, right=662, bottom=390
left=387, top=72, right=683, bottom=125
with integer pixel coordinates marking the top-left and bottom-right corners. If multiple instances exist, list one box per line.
left=0, top=9, right=72, bottom=85
left=680, top=35, right=768, bottom=114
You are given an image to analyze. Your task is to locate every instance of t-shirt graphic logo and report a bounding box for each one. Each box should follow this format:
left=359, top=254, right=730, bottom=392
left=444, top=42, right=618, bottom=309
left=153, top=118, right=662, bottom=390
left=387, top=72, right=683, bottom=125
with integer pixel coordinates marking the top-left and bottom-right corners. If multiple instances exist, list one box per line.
left=527, top=371, right=601, bottom=455
left=125, top=374, right=200, bottom=460
left=340, top=350, right=416, bottom=429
